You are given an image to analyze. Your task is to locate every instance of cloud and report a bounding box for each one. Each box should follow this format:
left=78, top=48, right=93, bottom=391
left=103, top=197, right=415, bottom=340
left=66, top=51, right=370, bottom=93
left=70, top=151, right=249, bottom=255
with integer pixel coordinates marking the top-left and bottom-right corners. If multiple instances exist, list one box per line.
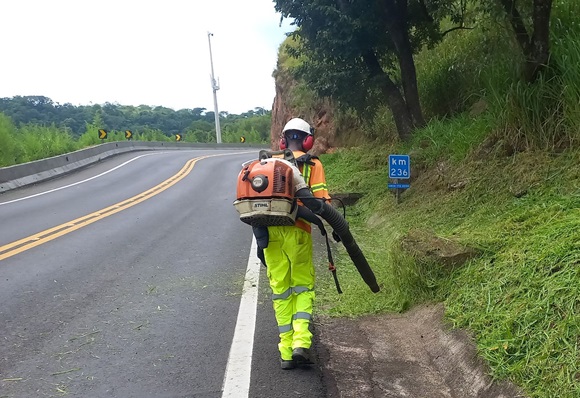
left=0, top=0, right=294, bottom=114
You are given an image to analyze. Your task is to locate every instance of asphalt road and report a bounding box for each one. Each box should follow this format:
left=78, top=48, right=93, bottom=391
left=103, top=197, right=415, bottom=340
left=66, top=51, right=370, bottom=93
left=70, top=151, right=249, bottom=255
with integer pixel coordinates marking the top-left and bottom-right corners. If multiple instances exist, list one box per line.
left=0, top=149, right=326, bottom=398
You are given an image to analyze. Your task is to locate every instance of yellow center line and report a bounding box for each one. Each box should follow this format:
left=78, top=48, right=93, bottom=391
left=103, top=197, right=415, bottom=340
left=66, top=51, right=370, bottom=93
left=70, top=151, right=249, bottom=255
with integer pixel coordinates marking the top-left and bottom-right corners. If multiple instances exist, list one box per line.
left=0, top=154, right=215, bottom=261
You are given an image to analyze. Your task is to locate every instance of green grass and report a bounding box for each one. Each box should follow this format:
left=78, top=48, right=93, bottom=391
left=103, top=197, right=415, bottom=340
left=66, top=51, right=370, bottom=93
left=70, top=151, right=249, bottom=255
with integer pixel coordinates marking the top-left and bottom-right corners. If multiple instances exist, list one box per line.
left=315, top=132, right=580, bottom=396
left=0, top=114, right=20, bottom=166
left=17, top=124, right=77, bottom=163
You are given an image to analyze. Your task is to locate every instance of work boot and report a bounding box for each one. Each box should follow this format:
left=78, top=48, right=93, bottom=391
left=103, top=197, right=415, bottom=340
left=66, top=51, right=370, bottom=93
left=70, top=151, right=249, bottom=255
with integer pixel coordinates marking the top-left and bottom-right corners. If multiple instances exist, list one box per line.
left=292, top=347, right=313, bottom=366
left=280, top=358, right=295, bottom=370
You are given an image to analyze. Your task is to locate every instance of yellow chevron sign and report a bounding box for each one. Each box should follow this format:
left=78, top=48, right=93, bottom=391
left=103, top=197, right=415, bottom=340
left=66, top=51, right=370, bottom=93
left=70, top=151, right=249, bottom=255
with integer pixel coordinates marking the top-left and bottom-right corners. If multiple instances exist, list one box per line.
left=98, top=129, right=107, bottom=139
left=176, top=134, right=182, bottom=141
left=125, top=130, right=133, bottom=140
left=240, top=136, right=246, bottom=143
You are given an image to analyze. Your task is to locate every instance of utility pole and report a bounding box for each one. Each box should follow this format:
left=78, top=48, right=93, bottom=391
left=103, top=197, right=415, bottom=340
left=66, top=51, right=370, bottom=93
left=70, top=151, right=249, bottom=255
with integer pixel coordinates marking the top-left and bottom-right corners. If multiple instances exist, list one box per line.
left=207, top=32, right=222, bottom=144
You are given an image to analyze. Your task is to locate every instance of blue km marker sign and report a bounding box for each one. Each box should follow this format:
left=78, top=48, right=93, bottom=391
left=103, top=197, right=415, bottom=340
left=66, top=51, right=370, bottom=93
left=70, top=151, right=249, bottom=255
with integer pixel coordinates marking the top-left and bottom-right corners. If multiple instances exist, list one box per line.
left=388, top=154, right=410, bottom=179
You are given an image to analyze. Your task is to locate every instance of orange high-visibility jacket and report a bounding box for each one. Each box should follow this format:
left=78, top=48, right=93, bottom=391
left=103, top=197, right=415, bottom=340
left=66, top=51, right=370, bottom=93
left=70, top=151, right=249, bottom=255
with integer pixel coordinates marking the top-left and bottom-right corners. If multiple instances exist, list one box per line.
left=293, top=151, right=330, bottom=233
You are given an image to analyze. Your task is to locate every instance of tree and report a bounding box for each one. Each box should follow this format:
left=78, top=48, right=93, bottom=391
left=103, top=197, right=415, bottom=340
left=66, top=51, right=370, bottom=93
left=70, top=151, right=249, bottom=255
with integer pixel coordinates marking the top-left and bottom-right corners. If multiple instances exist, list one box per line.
left=495, top=0, right=553, bottom=82
left=0, top=96, right=272, bottom=142
left=275, top=0, right=446, bottom=141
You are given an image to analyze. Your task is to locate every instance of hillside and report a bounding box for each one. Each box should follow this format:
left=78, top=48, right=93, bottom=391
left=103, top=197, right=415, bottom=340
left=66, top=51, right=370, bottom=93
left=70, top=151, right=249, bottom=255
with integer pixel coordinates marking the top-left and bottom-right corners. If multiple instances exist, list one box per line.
left=313, top=143, right=578, bottom=397
left=270, top=1, right=580, bottom=397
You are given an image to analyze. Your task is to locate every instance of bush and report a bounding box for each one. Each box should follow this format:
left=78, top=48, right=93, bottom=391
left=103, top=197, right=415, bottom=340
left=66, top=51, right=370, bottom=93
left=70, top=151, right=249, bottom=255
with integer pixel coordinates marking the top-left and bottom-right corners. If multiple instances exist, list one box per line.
left=0, top=114, right=21, bottom=167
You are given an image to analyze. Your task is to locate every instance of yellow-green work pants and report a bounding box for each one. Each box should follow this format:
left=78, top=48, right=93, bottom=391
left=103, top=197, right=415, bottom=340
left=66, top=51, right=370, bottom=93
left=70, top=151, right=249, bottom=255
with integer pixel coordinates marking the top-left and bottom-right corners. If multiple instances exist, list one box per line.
left=264, top=225, right=315, bottom=361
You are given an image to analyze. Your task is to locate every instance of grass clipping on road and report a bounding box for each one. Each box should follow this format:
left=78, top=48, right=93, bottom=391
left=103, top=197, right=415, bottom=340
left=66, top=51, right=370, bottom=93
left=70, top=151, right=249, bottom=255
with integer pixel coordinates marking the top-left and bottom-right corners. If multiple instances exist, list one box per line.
left=315, top=143, right=580, bottom=398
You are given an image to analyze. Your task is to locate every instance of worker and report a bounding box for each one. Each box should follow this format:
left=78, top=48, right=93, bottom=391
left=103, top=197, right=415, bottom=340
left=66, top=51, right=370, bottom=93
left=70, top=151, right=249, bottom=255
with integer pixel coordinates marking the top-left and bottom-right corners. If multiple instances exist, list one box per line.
left=264, top=117, right=330, bottom=370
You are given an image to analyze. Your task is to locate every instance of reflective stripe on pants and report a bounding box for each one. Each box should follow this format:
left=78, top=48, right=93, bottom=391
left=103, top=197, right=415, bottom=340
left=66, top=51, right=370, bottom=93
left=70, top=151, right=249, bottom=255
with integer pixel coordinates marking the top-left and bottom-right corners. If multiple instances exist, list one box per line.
left=265, top=226, right=315, bottom=360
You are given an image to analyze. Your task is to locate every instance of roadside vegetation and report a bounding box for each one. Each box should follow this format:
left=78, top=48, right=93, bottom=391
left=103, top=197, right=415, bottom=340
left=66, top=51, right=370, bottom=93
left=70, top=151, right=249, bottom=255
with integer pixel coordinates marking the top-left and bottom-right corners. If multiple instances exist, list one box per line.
left=317, top=144, right=579, bottom=397
left=0, top=103, right=270, bottom=167
left=298, top=1, right=580, bottom=397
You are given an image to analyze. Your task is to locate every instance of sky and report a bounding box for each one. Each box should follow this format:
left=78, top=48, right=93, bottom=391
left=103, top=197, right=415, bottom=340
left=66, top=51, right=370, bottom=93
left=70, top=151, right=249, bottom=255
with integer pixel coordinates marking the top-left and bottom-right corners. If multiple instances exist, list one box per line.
left=0, top=0, right=295, bottom=115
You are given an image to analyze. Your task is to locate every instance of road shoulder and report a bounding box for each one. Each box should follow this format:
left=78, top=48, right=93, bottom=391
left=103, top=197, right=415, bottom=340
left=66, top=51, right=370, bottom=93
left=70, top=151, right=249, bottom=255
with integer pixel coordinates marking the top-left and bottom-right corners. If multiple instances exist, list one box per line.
left=314, top=303, right=526, bottom=397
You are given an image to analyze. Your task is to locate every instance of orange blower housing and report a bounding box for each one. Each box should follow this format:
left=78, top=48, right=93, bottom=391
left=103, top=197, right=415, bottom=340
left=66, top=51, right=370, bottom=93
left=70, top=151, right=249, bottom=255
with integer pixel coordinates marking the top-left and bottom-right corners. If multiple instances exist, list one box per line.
left=234, top=159, right=298, bottom=227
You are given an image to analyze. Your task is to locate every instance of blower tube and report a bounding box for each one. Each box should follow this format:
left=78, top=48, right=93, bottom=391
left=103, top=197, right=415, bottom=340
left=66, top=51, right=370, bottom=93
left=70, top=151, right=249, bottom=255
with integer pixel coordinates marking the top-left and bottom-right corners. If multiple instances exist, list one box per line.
left=296, top=187, right=380, bottom=293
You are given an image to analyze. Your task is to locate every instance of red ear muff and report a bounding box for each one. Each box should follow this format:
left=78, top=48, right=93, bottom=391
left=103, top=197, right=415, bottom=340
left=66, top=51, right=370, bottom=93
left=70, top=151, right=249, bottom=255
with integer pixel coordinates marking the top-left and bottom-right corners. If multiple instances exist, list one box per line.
left=302, top=135, right=314, bottom=151
left=279, top=137, right=287, bottom=149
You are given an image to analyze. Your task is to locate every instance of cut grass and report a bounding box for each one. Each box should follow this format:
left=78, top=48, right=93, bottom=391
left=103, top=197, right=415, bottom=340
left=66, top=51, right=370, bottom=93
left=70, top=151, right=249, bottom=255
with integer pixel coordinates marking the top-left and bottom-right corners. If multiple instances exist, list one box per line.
left=315, top=139, right=580, bottom=397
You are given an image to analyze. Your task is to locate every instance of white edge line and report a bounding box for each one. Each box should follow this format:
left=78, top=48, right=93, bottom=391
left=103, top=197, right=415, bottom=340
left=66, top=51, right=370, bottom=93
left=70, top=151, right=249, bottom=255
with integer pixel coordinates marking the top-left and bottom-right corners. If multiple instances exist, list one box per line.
left=0, top=153, right=160, bottom=206
left=221, top=236, right=261, bottom=397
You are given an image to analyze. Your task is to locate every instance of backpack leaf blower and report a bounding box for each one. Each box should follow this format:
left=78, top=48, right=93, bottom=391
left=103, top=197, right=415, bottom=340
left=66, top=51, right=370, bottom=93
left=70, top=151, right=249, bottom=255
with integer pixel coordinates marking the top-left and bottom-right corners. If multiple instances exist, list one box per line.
left=234, top=150, right=380, bottom=293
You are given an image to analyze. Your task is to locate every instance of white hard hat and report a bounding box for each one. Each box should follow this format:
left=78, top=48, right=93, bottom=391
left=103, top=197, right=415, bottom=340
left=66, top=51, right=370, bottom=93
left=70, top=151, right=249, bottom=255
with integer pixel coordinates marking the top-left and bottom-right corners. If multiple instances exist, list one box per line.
left=282, top=118, right=312, bottom=136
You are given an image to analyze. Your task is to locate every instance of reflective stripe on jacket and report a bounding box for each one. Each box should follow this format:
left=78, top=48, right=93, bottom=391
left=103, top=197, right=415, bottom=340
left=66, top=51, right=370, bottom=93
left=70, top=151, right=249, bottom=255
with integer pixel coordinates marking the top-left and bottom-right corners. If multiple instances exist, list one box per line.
left=293, top=150, right=330, bottom=233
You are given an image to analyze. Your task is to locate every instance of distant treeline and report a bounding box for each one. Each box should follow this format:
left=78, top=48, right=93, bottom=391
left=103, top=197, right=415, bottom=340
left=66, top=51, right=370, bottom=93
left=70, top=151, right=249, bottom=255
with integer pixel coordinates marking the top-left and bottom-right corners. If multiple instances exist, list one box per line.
left=0, top=96, right=271, bottom=143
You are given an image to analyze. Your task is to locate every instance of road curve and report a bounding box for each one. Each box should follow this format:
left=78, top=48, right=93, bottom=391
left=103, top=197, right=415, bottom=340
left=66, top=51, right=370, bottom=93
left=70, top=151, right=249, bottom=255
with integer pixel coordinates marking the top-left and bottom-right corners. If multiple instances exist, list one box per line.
left=0, top=149, right=326, bottom=398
